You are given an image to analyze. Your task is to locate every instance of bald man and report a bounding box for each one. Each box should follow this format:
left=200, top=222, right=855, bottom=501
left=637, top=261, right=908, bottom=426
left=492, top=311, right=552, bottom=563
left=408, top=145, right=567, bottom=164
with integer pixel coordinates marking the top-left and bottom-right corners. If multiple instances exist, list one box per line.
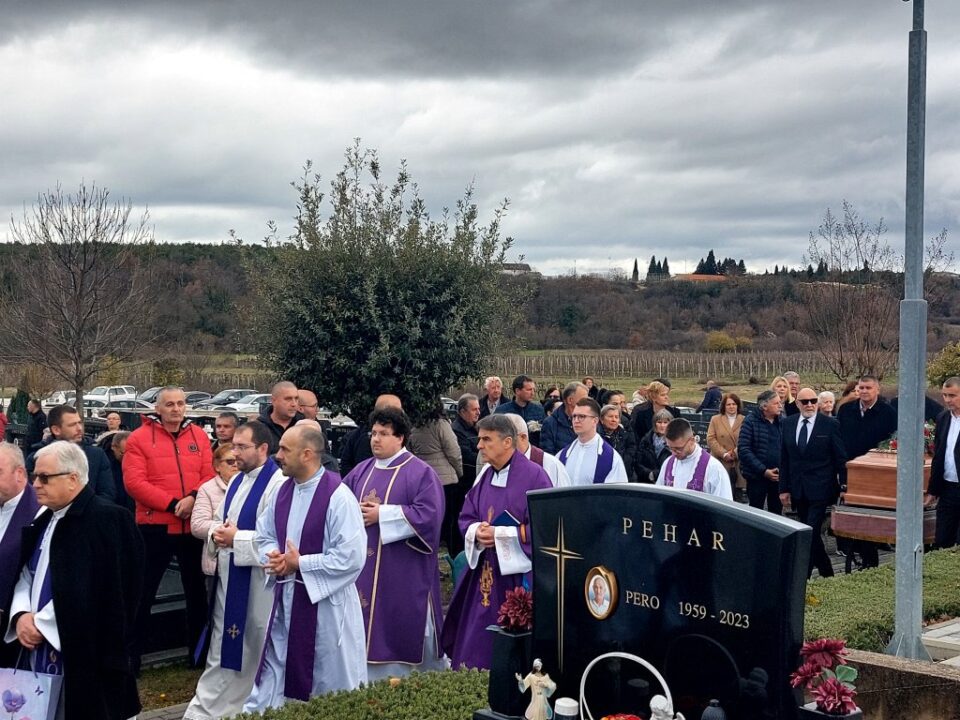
left=259, top=381, right=306, bottom=455
left=338, top=394, right=403, bottom=475
left=243, top=426, right=366, bottom=710
left=298, top=390, right=320, bottom=421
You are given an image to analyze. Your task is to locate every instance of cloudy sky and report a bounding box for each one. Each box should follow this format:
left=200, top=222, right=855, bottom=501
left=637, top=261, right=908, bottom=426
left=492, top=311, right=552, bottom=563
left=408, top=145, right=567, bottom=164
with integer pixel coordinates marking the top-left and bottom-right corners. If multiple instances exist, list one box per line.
left=1, top=1, right=958, bottom=275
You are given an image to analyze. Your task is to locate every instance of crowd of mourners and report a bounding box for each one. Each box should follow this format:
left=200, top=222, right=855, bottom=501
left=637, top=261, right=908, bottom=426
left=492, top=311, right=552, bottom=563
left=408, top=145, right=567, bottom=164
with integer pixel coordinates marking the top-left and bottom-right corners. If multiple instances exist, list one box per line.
left=1, top=370, right=959, bottom=720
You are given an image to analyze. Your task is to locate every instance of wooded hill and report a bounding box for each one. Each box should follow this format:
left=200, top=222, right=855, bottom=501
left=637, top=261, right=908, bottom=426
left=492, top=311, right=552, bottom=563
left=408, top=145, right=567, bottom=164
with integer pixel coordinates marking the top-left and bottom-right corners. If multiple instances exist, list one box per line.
left=1, top=241, right=958, bottom=353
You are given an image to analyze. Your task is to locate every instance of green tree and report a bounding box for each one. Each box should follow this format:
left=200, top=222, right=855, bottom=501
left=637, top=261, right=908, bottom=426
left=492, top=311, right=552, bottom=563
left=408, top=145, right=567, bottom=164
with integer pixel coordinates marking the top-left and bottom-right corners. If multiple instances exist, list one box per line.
left=251, top=143, right=524, bottom=424
left=662, top=257, right=670, bottom=276
left=704, top=250, right=718, bottom=275
left=647, top=256, right=657, bottom=276
left=558, top=304, right=586, bottom=335
left=632, top=258, right=639, bottom=282
left=928, top=342, right=960, bottom=387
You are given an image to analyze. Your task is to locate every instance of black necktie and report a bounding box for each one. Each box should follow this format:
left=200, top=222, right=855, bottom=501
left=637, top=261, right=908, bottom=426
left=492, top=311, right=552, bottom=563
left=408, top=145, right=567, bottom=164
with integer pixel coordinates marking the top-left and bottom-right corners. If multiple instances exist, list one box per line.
left=798, top=418, right=809, bottom=453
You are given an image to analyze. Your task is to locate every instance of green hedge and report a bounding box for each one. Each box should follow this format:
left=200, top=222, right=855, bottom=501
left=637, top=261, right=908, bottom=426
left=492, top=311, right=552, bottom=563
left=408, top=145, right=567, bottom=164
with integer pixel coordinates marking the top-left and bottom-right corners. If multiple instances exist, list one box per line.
left=804, top=547, right=960, bottom=652
left=234, top=669, right=489, bottom=720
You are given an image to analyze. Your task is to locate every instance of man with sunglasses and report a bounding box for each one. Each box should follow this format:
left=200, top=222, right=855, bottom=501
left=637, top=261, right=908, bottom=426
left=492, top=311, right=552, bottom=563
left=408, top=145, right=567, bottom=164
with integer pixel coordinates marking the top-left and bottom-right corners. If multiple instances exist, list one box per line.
left=6, top=441, right=143, bottom=720
left=779, top=388, right=847, bottom=578
left=656, top=418, right=732, bottom=500
left=556, top=398, right=628, bottom=486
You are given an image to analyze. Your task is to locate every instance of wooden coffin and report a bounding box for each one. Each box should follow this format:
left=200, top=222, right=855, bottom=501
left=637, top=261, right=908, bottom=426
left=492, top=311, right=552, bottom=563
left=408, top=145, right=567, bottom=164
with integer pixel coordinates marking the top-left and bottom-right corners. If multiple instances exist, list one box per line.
left=831, top=504, right=937, bottom=544
left=844, top=450, right=932, bottom=510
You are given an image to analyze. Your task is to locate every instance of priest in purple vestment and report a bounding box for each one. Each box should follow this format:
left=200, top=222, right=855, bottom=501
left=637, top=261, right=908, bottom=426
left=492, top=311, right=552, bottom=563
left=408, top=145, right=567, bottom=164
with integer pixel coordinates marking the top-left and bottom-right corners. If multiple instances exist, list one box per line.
left=344, top=407, right=447, bottom=680
left=440, top=414, right=552, bottom=670
left=0, top=442, right=40, bottom=656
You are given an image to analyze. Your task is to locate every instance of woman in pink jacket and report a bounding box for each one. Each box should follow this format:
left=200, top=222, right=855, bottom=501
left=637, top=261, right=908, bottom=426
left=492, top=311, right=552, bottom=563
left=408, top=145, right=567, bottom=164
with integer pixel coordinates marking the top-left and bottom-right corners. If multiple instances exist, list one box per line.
left=191, top=443, right=237, bottom=577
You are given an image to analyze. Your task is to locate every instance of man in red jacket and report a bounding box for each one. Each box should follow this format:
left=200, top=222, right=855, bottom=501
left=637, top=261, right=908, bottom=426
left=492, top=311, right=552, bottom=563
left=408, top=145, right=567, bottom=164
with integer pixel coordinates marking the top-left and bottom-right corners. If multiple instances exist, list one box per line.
left=124, top=386, right=214, bottom=672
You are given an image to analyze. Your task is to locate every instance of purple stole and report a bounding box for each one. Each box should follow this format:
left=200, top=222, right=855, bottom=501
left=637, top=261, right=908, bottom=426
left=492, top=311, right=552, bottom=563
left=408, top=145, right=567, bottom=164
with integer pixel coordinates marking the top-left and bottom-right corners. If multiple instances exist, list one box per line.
left=558, top=437, right=615, bottom=483
left=24, top=511, right=63, bottom=675
left=0, top=485, right=40, bottom=615
left=528, top=446, right=544, bottom=466
left=664, top=449, right=711, bottom=492
left=218, top=456, right=279, bottom=671
left=257, top=470, right=341, bottom=702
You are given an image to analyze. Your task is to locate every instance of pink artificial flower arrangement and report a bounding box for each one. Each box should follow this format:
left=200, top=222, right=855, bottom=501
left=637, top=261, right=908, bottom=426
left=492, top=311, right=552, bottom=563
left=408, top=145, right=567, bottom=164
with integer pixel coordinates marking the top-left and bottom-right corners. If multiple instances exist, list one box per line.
left=790, top=638, right=859, bottom=715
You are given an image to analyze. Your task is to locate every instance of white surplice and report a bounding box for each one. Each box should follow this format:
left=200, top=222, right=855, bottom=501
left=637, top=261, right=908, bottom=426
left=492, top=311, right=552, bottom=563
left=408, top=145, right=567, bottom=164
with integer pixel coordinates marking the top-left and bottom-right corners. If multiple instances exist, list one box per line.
left=557, top=435, right=629, bottom=486
left=242, top=472, right=367, bottom=713
left=655, top=445, right=734, bottom=501
left=184, top=464, right=286, bottom=720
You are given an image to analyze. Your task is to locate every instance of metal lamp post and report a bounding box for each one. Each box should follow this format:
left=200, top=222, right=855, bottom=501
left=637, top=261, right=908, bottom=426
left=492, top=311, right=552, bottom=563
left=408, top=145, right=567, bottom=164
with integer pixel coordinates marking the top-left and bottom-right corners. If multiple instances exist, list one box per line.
left=886, top=0, right=930, bottom=660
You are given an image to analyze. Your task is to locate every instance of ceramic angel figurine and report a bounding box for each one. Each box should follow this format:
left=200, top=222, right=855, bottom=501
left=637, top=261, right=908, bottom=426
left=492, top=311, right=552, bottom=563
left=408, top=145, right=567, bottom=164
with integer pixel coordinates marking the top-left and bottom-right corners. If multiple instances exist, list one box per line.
left=516, top=658, right=557, bottom=720
left=650, top=694, right=686, bottom=720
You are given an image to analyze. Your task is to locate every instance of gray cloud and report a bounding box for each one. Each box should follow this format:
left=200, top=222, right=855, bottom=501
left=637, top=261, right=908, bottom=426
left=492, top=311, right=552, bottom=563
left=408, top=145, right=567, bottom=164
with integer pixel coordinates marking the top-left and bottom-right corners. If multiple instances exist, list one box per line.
left=1, top=1, right=958, bottom=274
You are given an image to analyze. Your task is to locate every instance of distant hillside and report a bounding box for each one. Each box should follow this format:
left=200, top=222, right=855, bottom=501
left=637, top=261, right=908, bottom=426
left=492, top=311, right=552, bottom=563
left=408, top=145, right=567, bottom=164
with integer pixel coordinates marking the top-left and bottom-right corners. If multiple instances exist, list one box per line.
left=2, top=242, right=958, bottom=354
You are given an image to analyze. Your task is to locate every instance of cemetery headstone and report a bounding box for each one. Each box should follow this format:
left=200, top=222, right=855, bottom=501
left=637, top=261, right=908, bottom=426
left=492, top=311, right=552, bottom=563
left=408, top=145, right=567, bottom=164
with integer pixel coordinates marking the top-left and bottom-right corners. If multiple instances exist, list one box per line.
left=523, top=484, right=811, bottom=720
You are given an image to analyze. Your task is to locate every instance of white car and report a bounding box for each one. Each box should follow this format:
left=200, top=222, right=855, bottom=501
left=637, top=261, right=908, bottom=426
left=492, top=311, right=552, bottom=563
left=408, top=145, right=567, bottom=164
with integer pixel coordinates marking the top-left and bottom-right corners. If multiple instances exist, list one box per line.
left=43, top=390, right=76, bottom=408
left=83, top=385, right=137, bottom=404
left=227, top=393, right=271, bottom=414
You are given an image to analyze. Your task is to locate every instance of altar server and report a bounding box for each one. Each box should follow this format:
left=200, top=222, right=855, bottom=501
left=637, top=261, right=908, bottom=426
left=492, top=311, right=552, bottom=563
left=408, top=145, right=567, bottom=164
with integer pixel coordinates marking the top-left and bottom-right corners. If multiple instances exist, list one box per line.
left=557, top=398, right=628, bottom=486
left=345, top=406, right=447, bottom=680
left=243, top=425, right=366, bottom=712
left=184, top=421, right=286, bottom=719
left=656, top=418, right=733, bottom=501
left=440, top=414, right=552, bottom=670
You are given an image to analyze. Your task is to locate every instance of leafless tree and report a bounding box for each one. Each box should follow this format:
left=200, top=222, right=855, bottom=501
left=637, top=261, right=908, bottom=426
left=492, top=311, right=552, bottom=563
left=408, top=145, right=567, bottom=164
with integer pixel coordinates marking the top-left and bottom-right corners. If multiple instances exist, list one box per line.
left=0, top=183, right=161, bottom=405
left=803, top=200, right=951, bottom=381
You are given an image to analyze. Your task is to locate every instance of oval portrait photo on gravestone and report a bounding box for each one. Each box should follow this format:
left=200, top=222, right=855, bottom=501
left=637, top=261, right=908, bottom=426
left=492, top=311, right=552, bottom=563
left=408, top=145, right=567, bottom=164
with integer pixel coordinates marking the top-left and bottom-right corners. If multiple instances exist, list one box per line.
left=584, top=566, right=617, bottom=620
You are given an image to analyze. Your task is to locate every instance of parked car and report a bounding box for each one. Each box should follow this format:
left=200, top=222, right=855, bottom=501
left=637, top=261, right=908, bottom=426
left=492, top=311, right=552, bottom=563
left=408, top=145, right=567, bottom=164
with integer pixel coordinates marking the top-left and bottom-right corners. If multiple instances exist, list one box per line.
left=43, top=390, right=76, bottom=408
left=184, top=391, right=212, bottom=407
left=137, top=386, right=165, bottom=403
left=83, top=385, right=137, bottom=404
left=227, top=393, right=271, bottom=414
left=98, top=400, right=154, bottom=413
left=193, top=389, right=257, bottom=410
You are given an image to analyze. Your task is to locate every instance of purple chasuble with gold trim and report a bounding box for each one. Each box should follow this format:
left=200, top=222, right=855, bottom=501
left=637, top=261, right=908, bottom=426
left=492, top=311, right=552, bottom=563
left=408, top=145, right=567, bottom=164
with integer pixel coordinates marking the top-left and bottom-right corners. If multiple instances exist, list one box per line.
left=439, top=450, right=552, bottom=670
left=344, top=451, right=445, bottom=665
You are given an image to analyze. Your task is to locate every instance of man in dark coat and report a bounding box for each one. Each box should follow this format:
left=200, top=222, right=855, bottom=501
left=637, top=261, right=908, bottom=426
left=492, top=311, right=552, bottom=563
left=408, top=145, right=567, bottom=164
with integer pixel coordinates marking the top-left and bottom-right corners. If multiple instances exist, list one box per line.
left=7, top=440, right=143, bottom=720
left=26, top=405, right=116, bottom=503
left=450, top=394, right=480, bottom=556
left=925, top=377, right=960, bottom=548
left=738, top=389, right=784, bottom=514
left=779, top=388, right=847, bottom=578
left=836, top=375, right=897, bottom=568
left=478, top=376, right=505, bottom=419
left=24, top=400, right=47, bottom=450
left=696, top=380, right=723, bottom=413
left=257, top=381, right=305, bottom=454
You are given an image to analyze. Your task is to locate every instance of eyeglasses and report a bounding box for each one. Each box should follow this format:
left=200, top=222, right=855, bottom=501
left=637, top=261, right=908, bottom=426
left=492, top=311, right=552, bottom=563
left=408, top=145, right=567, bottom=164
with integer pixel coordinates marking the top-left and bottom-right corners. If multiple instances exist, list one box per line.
left=221, top=458, right=238, bottom=465
left=666, top=437, right=694, bottom=453
left=571, top=414, right=598, bottom=421
left=31, top=471, right=72, bottom=484
left=231, top=443, right=255, bottom=452
left=797, top=398, right=818, bottom=406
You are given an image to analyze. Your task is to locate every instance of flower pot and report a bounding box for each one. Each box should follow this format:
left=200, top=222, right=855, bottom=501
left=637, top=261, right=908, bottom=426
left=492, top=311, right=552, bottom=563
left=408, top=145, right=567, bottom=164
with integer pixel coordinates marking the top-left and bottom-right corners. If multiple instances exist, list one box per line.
left=487, top=628, right=533, bottom=718
left=798, top=701, right=863, bottom=719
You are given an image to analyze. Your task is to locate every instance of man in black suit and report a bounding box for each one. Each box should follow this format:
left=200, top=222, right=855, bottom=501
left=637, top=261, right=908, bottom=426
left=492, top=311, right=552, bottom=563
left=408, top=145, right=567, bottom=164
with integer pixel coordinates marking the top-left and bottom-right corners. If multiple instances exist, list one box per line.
left=925, top=377, right=960, bottom=548
left=779, top=387, right=847, bottom=578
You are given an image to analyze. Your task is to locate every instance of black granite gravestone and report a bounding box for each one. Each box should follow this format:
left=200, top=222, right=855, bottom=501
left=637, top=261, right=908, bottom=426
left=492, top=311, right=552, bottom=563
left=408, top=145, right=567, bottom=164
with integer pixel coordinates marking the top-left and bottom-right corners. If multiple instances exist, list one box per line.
left=528, top=485, right=810, bottom=720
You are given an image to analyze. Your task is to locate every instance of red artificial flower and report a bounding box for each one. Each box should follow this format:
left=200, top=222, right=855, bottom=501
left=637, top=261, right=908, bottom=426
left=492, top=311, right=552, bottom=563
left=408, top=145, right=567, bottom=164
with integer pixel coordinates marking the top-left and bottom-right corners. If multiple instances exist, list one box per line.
left=789, top=660, right=823, bottom=689
left=800, top=638, right=848, bottom=671
left=497, top=587, right=533, bottom=632
left=811, top=676, right=858, bottom=715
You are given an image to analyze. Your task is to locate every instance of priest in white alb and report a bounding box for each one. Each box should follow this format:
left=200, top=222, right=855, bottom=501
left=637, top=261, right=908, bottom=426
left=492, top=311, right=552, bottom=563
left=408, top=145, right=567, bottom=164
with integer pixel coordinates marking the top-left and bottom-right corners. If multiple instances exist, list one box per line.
left=656, top=418, right=733, bottom=500
left=243, top=425, right=367, bottom=713
left=556, top=398, right=628, bottom=486
left=184, top=421, right=286, bottom=720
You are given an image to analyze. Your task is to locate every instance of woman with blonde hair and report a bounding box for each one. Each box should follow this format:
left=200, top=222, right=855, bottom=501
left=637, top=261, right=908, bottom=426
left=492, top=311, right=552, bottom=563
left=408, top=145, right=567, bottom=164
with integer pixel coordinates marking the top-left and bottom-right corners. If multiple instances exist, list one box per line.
left=629, top=380, right=678, bottom=448
left=707, top=393, right=746, bottom=501
left=770, top=376, right=798, bottom=417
